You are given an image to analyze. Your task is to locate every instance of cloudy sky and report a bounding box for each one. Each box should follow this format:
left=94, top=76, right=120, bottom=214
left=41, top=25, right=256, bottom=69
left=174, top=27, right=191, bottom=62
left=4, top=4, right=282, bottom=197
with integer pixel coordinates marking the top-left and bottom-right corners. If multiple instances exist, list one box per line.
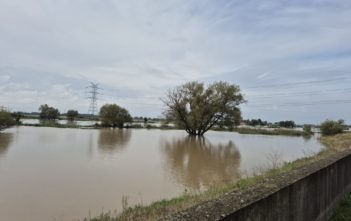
left=0, top=0, right=350, bottom=124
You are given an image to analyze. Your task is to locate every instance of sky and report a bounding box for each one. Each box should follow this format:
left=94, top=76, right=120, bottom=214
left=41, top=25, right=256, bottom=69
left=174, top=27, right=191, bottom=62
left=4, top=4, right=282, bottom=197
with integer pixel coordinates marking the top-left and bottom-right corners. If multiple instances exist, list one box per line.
left=0, top=0, right=350, bottom=124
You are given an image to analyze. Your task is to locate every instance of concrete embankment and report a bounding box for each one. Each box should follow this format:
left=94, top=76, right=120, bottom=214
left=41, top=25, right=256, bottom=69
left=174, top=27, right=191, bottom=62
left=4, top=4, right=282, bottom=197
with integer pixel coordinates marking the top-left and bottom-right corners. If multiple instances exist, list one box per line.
left=161, top=148, right=351, bottom=221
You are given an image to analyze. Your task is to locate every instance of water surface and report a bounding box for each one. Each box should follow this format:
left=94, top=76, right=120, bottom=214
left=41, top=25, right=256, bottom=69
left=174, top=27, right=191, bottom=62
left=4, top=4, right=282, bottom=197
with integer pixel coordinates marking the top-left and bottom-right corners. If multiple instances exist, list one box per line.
left=0, top=126, right=324, bottom=221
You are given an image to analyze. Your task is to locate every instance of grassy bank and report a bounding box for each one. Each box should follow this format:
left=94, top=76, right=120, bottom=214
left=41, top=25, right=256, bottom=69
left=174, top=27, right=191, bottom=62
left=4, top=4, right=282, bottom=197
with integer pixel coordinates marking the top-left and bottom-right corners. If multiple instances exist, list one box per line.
left=232, top=127, right=309, bottom=136
left=20, top=120, right=312, bottom=137
left=330, top=194, right=351, bottom=221
left=83, top=133, right=351, bottom=221
left=327, top=133, right=351, bottom=221
left=22, top=123, right=84, bottom=129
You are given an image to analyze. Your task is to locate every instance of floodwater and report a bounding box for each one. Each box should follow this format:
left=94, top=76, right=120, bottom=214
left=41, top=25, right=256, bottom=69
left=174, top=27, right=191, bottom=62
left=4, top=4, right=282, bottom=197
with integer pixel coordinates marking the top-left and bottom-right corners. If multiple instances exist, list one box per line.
left=21, top=118, right=98, bottom=126
left=0, top=126, right=324, bottom=221
left=20, top=119, right=170, bottom=127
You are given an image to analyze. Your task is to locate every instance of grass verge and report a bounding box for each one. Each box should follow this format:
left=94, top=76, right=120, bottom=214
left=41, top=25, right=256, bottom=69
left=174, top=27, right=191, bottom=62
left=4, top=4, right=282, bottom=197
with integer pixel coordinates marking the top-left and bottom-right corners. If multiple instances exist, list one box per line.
left=329, top=194, right=351, bottom=221
left=232, top=127, right=309, bottom=136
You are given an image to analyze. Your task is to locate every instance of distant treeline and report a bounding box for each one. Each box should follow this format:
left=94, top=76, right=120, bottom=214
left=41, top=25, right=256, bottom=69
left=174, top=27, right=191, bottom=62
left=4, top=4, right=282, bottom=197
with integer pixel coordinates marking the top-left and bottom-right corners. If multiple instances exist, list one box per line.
left=242, top=119, right=296, bottom=128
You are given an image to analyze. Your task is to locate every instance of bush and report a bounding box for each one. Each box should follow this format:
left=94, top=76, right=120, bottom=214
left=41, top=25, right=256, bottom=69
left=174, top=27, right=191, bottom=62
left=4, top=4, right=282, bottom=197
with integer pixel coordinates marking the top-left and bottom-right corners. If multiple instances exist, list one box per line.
left=99, top=104, right=132, bottom=128
left=0, top=110, right=15, bottom=129
left=39, top=104, right=60, bottom=120
left=67, top=110, right=79, bottom=121
left=303, top=124, right=313, bottom=135
left=320, top=119, right=345, bottom=136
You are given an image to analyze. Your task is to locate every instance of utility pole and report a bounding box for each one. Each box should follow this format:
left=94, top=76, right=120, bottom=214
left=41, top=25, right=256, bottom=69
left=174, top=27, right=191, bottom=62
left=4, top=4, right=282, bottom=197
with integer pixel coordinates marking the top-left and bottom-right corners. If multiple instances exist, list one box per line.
left=87, top=82, right=101, bottom=119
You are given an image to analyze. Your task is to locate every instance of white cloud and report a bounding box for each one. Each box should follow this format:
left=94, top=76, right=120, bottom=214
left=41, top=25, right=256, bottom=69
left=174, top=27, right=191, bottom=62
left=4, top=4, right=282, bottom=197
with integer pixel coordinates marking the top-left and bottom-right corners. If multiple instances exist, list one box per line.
left=0, top=0, right=350, bottom=123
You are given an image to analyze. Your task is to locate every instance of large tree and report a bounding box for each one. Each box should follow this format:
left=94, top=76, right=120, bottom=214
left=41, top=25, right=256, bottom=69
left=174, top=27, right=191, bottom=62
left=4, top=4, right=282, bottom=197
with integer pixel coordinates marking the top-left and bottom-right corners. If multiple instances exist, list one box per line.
left=163, top=81, right=245, bottom=136
left=99, top=104, right=132, bottom=128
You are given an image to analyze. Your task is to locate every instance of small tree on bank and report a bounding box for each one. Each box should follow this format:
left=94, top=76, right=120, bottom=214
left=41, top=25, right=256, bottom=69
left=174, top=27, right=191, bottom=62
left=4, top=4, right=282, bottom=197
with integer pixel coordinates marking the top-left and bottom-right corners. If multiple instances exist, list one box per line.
left=99, top=104, right=132, bottom=128
left=39, top=104, right=60, bottom=120
left=66, top=110, right=79, bottom=121
left=0, top=110, right=15, bottom=129
left=303, top=124, right=313, bottom=135
left=162, top=81, right=245, bottom=136
left=320, top=119, right=345, bottom=136
left=11, top=112, right=22, bottom=124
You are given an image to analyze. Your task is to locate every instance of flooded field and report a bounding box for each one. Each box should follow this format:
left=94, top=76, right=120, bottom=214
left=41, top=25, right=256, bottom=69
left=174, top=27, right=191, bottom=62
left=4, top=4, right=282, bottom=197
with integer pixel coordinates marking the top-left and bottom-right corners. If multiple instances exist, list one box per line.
left=0, top=126, right=325, bottom=221
left=21, top=118, right=98, bottom=126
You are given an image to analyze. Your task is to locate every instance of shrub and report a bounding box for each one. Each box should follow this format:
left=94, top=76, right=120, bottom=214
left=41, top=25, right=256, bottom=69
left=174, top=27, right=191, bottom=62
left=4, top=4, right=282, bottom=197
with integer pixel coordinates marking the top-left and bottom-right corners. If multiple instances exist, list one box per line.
left=39, top=104, right=60, bottom=120
left=67, top=110, right=79, bottom=121
left=303, top=124, right=313, bottom=135
left=320, top=119, right=345, bottom=136
left=0, top=110, right=15, bottom=129
left=100, top=104, right=132, bottom=128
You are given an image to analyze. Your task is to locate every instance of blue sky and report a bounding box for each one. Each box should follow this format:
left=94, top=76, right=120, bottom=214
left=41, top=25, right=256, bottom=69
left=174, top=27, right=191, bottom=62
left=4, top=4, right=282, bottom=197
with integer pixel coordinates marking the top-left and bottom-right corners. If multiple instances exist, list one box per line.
left=0, top=0, right=350, bottom=124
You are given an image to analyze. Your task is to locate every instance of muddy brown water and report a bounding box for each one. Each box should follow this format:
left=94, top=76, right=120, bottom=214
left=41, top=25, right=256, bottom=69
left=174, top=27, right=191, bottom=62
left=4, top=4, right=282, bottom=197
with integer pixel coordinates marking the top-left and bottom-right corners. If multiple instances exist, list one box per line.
left=0, top=126, right=324, bottom=221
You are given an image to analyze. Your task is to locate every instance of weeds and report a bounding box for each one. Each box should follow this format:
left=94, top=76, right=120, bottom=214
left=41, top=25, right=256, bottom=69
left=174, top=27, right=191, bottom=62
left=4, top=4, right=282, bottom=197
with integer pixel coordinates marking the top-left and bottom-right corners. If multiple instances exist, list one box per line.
left=329, top=194, right=351, bottom=221
left=121, top=196, right=129, bottom=211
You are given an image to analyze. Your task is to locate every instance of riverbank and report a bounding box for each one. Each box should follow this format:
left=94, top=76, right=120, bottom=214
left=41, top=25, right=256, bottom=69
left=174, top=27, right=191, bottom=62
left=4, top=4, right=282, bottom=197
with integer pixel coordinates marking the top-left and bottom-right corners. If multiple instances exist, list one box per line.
left=83, top=133, right=351, bottom=221
left=232, top=127, right=309, bottom=136
left=20, top=120, right=312, bottom=137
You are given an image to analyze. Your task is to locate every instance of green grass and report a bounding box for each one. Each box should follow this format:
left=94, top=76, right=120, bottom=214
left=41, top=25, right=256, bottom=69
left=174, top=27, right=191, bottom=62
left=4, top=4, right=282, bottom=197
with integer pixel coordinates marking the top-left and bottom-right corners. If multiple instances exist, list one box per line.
left=330, top=194, right=351, bottom=221
left=232, top=127, right=309, bottom=136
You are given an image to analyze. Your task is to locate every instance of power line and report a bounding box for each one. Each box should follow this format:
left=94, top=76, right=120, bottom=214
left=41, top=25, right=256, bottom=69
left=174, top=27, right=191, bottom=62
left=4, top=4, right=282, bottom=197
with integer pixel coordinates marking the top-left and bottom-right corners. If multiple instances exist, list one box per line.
left=244, top=76, right=349, bottom=90
left=99, top=97, right=161, bottom=106
left=247, top=88, right=351, bottom=99
left=247, top=99, right=351, bottom=107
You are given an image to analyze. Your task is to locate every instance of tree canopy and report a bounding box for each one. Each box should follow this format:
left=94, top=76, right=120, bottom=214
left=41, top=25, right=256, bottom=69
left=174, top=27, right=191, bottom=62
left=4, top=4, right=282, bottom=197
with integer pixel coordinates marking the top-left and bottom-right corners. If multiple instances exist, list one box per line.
left=0, top=110, right=15, bottom=130
left=320, top=119, right=345, bottom=136
left=277, top=120, right=296, bottom=128
left=163, top=81, right=245, bottom=136
left=66, top=110, right=79, bottom=121
left=39, top=104, right=60, bottom=120
left=244, top=118, right=268, bottom=127
left=11, top=112, right=22, bottom=124
left=99, top=104, right=132, bottom=128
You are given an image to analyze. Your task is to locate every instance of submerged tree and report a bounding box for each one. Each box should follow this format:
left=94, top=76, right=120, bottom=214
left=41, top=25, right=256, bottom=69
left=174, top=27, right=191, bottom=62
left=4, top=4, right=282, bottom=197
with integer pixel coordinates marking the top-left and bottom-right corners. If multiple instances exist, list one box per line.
left=39, top=104, right=60, bottom=120
left=99, top=104, right=132, bottom=128
left=66, top=110, right=79, bottom=121
left=303, top=124, right=313, bottom=135
left=11, top=112, right=22, bottom=124
left=163, top=81, right=245, bottom=136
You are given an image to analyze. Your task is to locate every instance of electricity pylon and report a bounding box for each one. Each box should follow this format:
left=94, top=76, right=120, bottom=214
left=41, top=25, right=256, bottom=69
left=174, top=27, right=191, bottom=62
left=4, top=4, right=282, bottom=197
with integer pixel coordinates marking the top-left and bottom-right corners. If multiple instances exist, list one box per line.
left=87, top=82, right=101, bottom=119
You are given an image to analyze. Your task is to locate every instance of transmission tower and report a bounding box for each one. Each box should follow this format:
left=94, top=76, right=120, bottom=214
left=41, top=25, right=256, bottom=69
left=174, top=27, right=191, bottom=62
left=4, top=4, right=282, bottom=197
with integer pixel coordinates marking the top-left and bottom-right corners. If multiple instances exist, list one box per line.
left=87, top=82, right=101, bottom=118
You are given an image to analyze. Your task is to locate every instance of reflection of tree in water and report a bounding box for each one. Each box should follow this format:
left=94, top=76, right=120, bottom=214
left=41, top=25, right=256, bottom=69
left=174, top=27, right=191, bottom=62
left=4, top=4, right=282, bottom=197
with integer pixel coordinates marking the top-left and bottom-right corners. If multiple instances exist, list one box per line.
left=162, top=136, right=241, bottom=190
left=98, top=129, right=132, bottom=153
left=0, top=132, right=13, bottom=157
